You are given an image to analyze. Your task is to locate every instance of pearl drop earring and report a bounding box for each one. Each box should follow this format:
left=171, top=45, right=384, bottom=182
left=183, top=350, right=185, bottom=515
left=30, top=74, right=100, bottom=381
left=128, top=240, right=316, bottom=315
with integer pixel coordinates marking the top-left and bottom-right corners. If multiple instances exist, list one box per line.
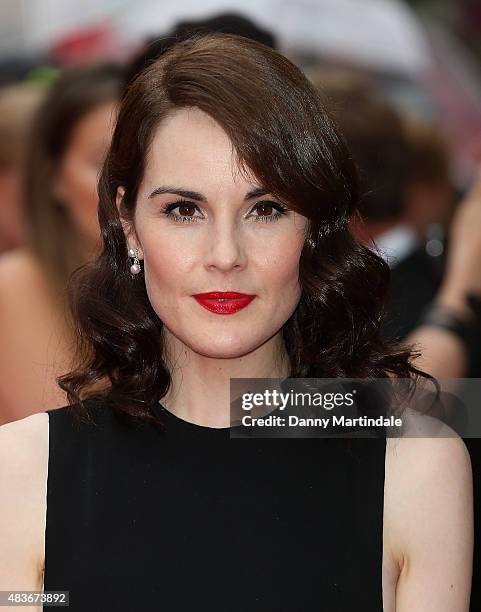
left=128, top=247, right=142, bottom=275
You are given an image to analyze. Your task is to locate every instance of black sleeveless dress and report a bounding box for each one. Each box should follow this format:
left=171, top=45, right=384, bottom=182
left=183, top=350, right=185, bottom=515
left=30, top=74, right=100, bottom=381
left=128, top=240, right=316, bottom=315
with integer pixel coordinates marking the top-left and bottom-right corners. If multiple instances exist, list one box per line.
left=43, top=398, right=386, bottom=611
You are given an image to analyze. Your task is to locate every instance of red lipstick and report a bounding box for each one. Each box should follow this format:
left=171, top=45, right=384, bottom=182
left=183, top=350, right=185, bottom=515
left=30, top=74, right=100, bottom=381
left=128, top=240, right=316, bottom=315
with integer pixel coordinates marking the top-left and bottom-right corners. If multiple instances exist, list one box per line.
left=193, top=291, right=256, bottom=315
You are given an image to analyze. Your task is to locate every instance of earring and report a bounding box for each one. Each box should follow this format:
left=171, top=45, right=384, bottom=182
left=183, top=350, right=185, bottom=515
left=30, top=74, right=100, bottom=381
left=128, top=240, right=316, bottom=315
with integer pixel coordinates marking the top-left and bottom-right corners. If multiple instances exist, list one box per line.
left=128, top=246, right=142, bottom=275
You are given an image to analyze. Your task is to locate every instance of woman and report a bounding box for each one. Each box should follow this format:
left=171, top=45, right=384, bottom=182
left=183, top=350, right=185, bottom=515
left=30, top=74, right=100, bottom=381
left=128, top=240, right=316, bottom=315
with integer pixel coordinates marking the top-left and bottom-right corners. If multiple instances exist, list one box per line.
left=0, top=34, right=472, bottom=611
left=0, top=81, right=46, bottom=254
left=0, top=63, right=123, bottom=424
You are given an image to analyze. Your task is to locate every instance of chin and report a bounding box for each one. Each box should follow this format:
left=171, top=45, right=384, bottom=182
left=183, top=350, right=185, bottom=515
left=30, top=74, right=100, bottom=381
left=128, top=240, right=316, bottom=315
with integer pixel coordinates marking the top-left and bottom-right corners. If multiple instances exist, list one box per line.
left=189, top=335, right=261, bottom=360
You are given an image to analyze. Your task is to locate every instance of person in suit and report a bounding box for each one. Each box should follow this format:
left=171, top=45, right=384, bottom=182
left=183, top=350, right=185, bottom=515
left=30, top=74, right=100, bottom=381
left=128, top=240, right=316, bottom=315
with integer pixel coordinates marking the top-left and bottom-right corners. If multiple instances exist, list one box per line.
left=309, top=71, right=453, bottom=340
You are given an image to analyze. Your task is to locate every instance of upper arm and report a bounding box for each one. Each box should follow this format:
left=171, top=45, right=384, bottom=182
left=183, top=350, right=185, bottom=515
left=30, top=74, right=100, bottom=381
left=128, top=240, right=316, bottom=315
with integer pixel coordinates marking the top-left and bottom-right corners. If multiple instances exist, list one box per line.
left=385, top=430, right=473, bottom=611
left=0, top=412, right=49, bottom=603
left=0, top=251, right=40, bottom=419
left=405, top=327, right=468, bottom=378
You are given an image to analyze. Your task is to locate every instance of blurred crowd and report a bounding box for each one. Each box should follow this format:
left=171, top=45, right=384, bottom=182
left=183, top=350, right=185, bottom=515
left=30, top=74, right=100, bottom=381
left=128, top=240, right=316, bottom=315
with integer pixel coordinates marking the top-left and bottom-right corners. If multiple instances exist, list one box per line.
left=1, top=3, right=481, bottom=609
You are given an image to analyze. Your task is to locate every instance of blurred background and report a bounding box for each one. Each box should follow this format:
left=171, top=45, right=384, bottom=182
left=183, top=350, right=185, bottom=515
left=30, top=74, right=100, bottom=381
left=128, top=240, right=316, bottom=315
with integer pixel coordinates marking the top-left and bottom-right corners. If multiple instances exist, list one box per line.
left=1, top=1, right=481, bottom=607
left=2, top=0, right=481, bottom=181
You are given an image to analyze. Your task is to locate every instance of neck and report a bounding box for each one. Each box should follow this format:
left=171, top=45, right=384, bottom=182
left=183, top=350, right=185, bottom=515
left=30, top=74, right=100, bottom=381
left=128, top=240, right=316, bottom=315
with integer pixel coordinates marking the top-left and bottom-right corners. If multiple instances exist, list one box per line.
left=160, top=329, right=290, bottom=428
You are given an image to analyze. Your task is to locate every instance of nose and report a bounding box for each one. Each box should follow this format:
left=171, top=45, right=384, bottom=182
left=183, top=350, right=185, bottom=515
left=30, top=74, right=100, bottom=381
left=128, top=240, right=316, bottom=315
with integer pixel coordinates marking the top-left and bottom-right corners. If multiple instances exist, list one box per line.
left=203, top=216, right=247, bottom=273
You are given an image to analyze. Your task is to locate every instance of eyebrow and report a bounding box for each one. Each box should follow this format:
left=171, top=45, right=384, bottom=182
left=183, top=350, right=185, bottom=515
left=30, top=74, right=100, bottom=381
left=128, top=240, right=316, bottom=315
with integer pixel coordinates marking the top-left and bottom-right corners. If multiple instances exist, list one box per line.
left=147, top=186, right=269, bottom=202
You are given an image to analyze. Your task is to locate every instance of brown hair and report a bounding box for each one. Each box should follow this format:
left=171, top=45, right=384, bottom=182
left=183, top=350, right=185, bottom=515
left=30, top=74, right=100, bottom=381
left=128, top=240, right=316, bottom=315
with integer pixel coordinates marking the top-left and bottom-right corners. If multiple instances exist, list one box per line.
left=0, top=83, right=46, bottom=171
left=58, top=34, right=431, bottom=426
left=404, top=118, right=451, bottom=185
left=23, top=63, right=124, bottom=296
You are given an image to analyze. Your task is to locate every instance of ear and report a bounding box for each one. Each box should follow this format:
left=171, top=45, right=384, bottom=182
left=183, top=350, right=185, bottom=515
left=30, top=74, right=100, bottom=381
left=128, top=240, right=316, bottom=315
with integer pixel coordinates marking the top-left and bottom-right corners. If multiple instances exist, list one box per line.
left=116, top=186, right=143, bottom=258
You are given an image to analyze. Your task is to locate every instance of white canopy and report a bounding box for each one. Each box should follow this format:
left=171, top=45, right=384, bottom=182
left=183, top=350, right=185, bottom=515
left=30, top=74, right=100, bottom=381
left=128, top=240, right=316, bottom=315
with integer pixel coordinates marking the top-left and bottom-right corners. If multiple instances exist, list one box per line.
left=1, top=0, right=431, bottom=76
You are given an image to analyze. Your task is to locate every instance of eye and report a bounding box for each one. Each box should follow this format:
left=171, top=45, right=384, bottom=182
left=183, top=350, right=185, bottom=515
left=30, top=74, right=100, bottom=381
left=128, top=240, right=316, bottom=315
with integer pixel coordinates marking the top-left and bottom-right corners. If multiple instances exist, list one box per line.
left=249, top=201, right=289, bottom=223
left=160, top=199, right=289, bottom=224
left=161, top=200, right=203, bottom=223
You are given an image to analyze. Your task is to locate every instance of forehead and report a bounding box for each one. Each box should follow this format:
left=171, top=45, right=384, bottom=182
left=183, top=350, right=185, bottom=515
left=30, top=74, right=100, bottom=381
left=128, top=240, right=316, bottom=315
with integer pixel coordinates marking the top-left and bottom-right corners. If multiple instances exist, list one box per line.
left=144, top=107, right=252, bottom=188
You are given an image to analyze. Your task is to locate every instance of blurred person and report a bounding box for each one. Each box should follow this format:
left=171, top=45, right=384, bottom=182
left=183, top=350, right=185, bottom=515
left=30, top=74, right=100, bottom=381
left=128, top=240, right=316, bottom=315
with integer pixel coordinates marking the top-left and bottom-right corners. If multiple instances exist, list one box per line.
left=404, top=168, right=481, bottom=378
left=403, top=118, right=456, bottom=242
left=311, top=71, right=445, bottom=340
left=0, top=63, right=124, bottom=425
left=312, top=70, right=481, bottom=377
left=0, top=34, right=472, bottom=611
left=0, top=82, right=47, bottom=253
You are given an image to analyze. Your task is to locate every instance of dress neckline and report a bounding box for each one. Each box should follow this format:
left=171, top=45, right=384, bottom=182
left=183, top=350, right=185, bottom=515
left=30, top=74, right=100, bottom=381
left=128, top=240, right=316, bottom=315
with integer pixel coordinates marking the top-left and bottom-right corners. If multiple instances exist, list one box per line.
left=156, top=402, right=234, bottom=432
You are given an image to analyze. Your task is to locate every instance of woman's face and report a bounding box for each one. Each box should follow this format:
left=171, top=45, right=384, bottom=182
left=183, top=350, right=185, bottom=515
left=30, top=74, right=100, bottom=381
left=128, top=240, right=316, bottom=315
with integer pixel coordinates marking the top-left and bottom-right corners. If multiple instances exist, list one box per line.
left=123, top=107, right=308, bottom=360
left=56, top=100, right=117, bottom=250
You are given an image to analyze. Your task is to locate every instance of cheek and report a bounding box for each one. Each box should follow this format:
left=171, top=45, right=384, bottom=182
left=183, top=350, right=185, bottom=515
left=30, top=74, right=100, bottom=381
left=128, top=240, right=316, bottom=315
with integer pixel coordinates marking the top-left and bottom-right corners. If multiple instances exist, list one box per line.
left=142, top=234, right=196, bottom=309
left=252, top=233, right=304, bottom=296
left=139, top=224, right=305, bottom=331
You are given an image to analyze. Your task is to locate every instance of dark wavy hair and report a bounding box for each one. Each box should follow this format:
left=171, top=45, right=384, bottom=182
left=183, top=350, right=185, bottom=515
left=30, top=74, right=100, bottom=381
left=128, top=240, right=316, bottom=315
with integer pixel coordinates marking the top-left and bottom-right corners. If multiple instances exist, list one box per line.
left=58, top=33, right=430, bottom=427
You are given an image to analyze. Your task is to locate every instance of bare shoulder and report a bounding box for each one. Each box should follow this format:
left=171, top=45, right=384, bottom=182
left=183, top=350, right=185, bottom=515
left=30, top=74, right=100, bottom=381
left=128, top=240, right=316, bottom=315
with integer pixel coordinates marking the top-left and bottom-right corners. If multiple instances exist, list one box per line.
left=384, top=409, right=472, bottom=531
left=383, top=412, right=473, bottom=611
left=0, top=412, right=49, bottom=495
left=0, top=411, right=49, bottom=455
left=0, top=412, right=49, bottom=591
left=385, top=409, right=472, bottom=481
left=385, top=420, right=472, bottom=518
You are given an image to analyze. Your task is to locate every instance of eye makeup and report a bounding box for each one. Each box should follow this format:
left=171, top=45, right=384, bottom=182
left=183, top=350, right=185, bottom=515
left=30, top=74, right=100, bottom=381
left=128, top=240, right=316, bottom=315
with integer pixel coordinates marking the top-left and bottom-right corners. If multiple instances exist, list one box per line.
left=160, top=200, right=289, bottom=224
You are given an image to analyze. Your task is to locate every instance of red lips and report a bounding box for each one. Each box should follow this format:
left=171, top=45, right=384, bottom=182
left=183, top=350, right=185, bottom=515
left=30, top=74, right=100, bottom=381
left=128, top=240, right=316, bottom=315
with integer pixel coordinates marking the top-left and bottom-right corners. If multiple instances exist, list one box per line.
left=193, top=291, right=256, bottom=315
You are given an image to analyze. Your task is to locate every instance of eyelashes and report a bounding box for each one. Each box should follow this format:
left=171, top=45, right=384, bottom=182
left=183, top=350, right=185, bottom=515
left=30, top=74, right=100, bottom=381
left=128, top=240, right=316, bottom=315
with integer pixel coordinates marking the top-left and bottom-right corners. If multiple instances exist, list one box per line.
left=160, top=199, right=289, bottom=224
